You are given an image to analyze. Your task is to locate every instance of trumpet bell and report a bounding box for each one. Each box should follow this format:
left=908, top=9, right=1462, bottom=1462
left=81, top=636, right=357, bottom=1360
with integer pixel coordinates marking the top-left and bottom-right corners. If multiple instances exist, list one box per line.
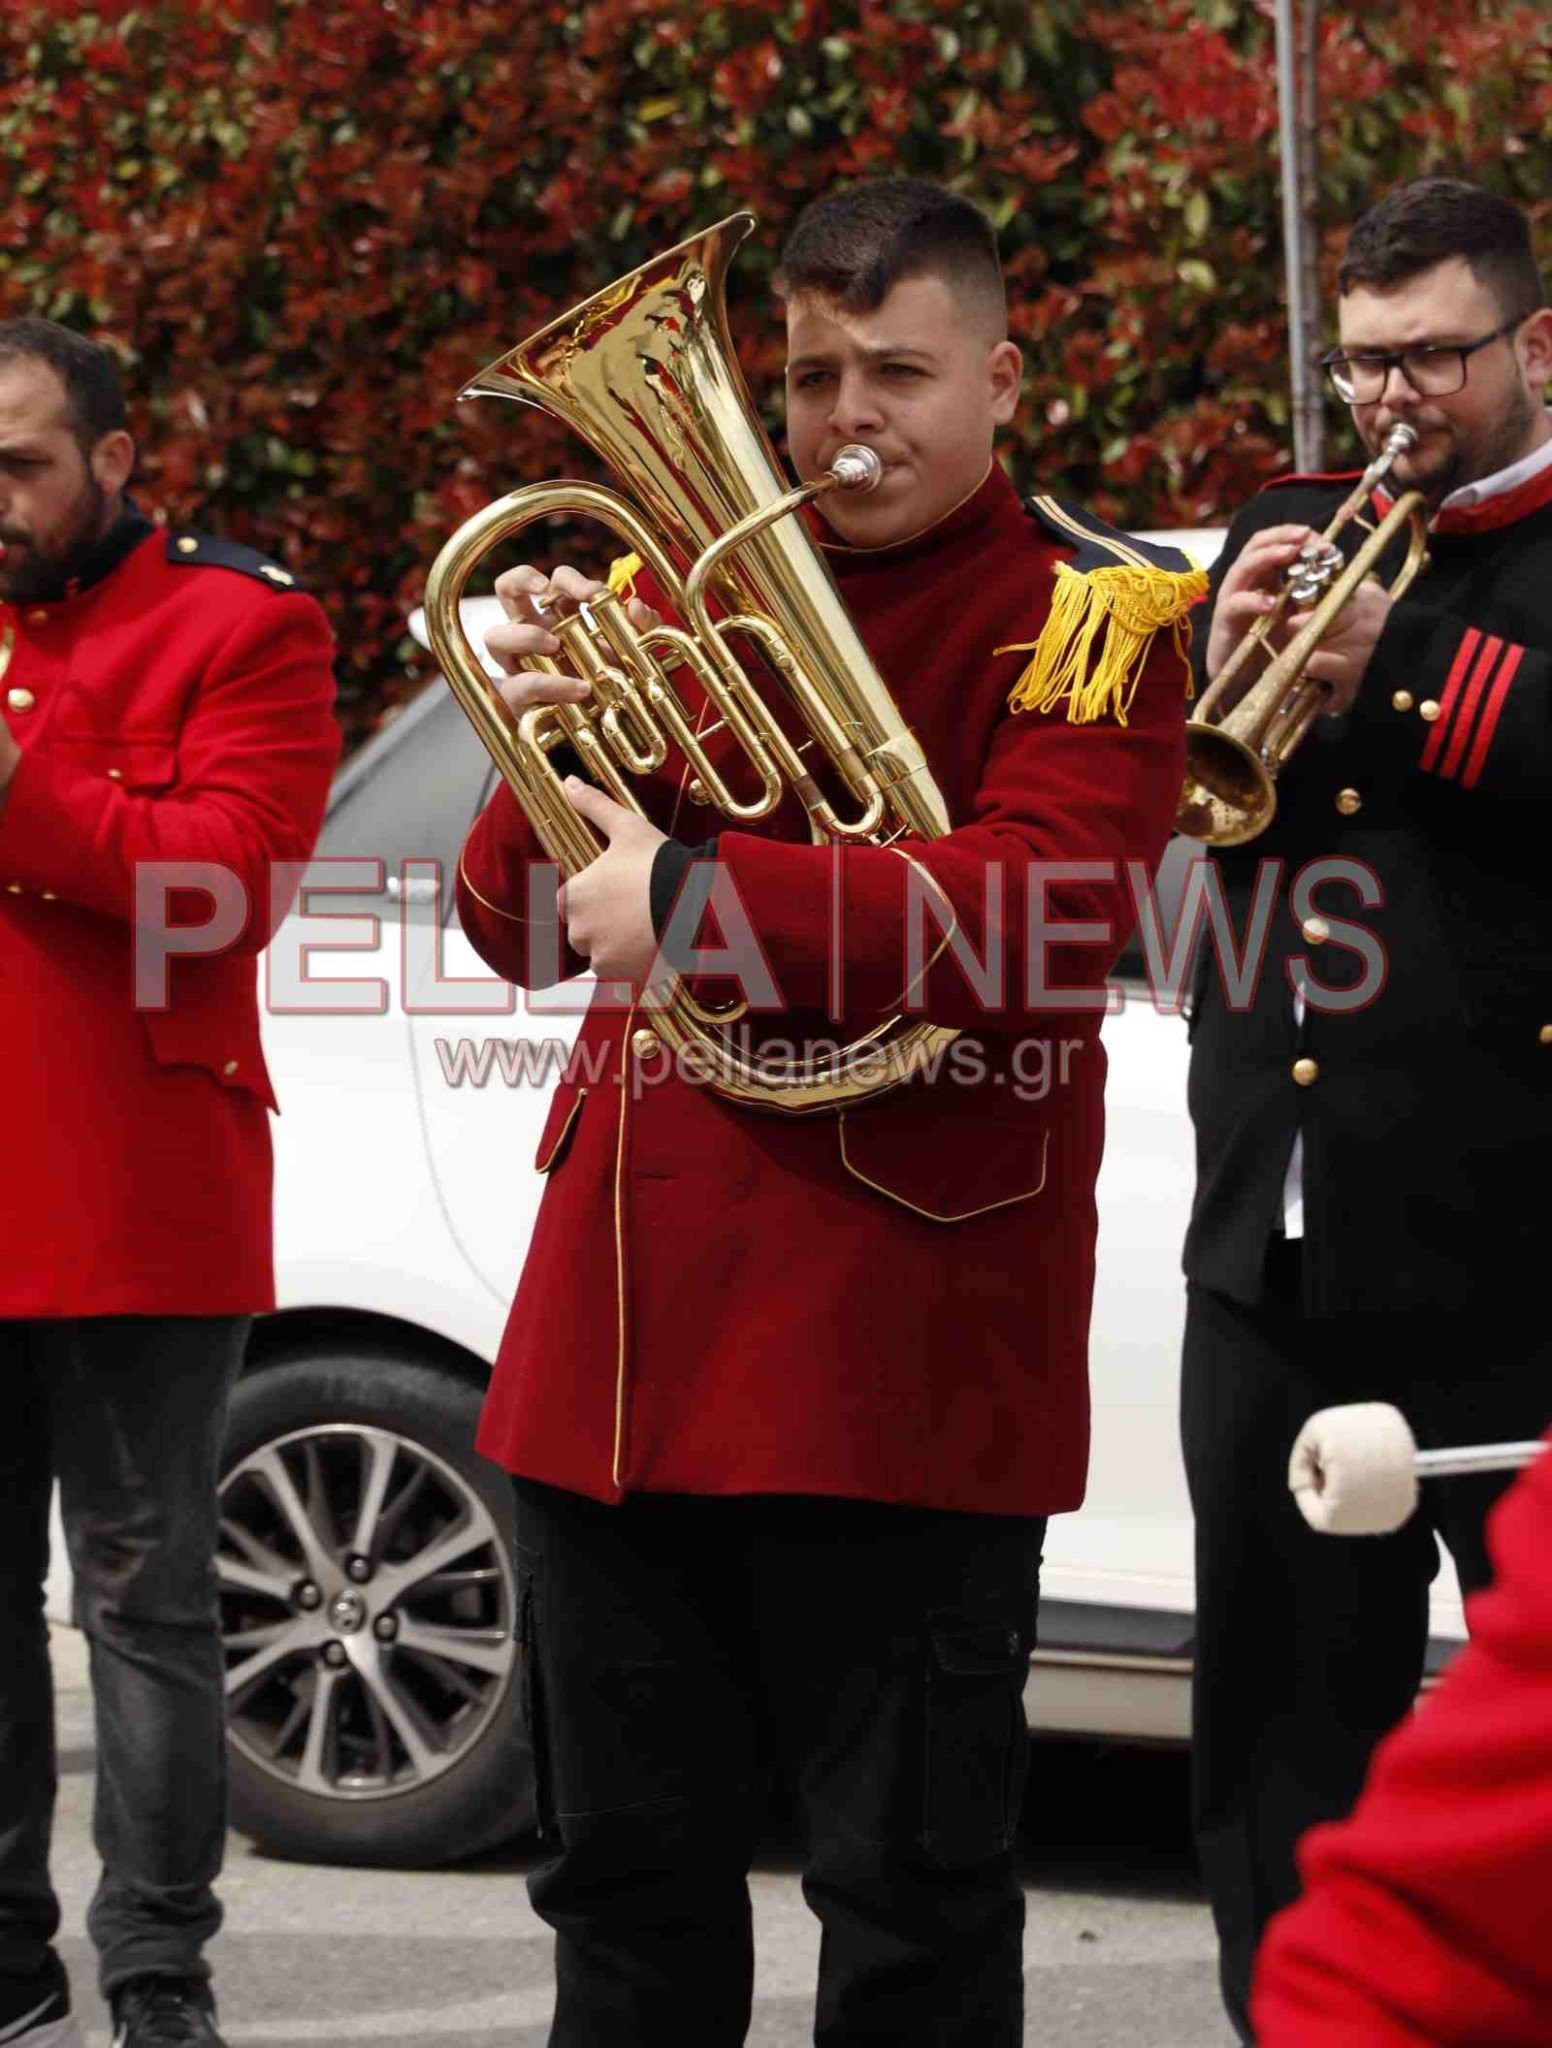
left=1177, top=727, right=1277, bottom=848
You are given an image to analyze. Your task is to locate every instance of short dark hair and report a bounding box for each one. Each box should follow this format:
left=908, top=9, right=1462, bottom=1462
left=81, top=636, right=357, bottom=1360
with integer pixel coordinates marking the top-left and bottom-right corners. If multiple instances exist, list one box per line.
left=774, top=178, right=1007, bottom=332
left=0, top=317, right=128, bottom=450
left=1338, top=178, right=1545, bottom=320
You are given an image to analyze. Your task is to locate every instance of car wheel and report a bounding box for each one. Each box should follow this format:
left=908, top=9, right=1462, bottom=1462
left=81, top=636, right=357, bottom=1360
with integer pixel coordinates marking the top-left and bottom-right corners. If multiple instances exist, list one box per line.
left=217, top=1350, right=534, bottom=1866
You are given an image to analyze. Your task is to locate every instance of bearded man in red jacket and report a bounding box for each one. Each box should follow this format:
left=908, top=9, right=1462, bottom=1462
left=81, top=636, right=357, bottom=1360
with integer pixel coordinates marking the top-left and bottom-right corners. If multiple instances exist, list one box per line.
left=455, top=179, right=1201, bottom=2048
left=0, top=320, right=339, bottom=2048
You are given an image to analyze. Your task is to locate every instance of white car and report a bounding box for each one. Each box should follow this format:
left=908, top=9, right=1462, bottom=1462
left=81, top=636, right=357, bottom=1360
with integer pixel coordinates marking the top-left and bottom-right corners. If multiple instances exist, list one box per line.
left=197, top=543, right=1465, bottom=1866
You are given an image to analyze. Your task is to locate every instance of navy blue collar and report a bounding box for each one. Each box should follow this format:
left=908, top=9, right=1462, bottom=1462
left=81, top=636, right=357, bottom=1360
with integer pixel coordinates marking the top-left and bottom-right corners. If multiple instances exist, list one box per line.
left=29, top=497, right=154, bottom=604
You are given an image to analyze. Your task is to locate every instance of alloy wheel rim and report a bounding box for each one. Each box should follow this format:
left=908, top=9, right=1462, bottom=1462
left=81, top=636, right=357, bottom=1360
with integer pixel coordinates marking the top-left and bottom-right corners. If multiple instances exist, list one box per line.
left=218, top=1423, right=515, bottom=1802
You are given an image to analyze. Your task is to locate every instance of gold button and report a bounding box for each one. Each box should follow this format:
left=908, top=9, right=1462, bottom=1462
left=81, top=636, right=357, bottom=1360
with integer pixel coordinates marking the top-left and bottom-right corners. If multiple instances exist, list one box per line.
left=1292, top=1056, right=1319, bottom=1087
left=1419, top=700, right=1441, bottom=723
left=6, top=687, right=35, bottom=713
left=1334, top=788, right=1362, bottom=816
left=6, top=883, right=22, bottom=895
left=1302, top=917, right=1330, bottom=946
left=176, top=536, right=198, bottom=555
left=106, top=768, right=123, bottom=781
left=260, top=564, right=295, bottom=587
left=40, top=890, right=56, bottom=901
left=222, top=1059, right=239, bottom=1077
left=1391, top=690, right=1414, bottom=713
left=630, top=1027, right=660, bottom=1059
left=26, top=608, right=47, bottom=624
left=1540, top=1024, right=1552, bottom=1046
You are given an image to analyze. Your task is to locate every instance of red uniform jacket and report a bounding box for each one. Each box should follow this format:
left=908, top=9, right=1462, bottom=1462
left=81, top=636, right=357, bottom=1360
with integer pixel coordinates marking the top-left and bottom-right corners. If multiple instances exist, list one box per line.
left=0, top=521, right=340, bottom=1317
left=457, top=464, right=1193, bottom=1515
left=1253, top=1434, right=1552, bottom=2045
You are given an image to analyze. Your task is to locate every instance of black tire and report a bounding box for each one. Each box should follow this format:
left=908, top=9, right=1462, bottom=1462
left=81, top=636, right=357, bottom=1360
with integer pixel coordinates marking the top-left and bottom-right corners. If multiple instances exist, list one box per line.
left=218, top=1350, right=535, bottom=1867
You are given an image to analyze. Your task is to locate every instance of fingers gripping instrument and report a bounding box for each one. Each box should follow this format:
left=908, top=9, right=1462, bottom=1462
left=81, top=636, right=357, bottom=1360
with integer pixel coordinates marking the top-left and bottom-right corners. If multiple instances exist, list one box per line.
left=1176, top=425, right=1431, bottom=847
left=423, top=215, right=956, bottom=1113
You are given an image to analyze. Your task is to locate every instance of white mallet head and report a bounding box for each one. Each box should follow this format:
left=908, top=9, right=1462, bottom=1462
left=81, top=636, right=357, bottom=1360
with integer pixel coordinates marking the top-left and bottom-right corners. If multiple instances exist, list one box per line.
left=1289, top=1402, right=1421, bottom=1536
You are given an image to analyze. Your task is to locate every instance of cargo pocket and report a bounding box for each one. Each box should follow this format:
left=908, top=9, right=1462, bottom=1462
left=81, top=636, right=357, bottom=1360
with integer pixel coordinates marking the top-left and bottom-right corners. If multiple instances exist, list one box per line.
left=514, top=1541, right=556, bottom=1839
left=921, top=1613, right=1030, bottom=1865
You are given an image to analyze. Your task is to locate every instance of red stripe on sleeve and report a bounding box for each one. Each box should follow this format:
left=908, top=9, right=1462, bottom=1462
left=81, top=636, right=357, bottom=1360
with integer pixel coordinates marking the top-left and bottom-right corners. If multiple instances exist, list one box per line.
left=1460, top=643, right=1523, bottom=790
left=1419, top=627, right=1481, bottom=773
left=1437, top=635, right=1504, bottom=782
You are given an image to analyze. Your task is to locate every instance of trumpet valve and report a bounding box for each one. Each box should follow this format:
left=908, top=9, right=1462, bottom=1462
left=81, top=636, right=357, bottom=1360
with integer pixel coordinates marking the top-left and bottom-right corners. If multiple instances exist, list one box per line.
left=1286, top=540, right=1345, bottom=608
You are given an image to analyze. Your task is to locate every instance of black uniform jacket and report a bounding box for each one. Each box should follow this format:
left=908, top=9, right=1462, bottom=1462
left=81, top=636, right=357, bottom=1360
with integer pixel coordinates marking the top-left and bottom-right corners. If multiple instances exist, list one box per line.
left=1184, top=467, right=1552, bottom=1317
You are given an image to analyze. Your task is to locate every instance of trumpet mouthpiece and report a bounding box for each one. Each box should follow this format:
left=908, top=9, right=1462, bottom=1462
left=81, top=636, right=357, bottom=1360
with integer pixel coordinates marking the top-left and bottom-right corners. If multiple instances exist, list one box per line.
left=1384, top=423, right=1419, bottom=456
left=830, top=444, right=884, bottom=493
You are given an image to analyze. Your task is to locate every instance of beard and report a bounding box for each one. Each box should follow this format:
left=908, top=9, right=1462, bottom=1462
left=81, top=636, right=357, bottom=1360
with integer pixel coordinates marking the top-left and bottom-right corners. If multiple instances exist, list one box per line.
left=0, top=470, right=110, bottom=605
left=1365, top=380, right=1543, bottom=506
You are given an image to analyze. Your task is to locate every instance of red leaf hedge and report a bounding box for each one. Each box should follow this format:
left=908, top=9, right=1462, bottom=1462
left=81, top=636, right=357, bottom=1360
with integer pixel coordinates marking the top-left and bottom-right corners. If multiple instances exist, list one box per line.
left=2, top=0, right=1547, bottom=741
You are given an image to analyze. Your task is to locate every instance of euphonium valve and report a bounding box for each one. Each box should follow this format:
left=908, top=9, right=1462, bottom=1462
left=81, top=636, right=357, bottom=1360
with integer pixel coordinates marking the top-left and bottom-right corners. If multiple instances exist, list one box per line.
left=1176, top=424, right=1432, bottom=847
left=423, top=215, right=957, bottom=1113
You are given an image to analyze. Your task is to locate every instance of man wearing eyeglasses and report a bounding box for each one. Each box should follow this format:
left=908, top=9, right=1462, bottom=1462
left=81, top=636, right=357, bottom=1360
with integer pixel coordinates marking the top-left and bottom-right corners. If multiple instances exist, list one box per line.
left=1178, top=177, right=1552, bottom=2042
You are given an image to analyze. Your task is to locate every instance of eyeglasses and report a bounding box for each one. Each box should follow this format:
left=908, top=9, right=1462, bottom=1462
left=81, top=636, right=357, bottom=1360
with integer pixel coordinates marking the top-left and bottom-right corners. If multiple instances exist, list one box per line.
left=1320, top=316, right=1527, bottom=404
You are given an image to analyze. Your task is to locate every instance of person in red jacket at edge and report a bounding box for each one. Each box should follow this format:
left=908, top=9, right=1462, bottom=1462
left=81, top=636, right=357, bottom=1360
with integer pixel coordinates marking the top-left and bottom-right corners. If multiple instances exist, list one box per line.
left=455, top=179, right=1201, bottom=2048
left=0, top=321, right=339, bottom=2048
left=1252, top=1435, right=1552, bottom=2046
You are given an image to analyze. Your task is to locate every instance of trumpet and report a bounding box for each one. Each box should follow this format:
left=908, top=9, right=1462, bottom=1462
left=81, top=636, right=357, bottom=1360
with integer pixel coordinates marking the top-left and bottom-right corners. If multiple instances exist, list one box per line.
left=1176, top=424, right=1431, bottom=846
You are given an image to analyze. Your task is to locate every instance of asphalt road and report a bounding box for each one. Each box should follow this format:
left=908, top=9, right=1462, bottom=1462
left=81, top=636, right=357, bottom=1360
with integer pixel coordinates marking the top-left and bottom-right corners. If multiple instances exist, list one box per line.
left=48, top=1627, right=1236, bottom=2047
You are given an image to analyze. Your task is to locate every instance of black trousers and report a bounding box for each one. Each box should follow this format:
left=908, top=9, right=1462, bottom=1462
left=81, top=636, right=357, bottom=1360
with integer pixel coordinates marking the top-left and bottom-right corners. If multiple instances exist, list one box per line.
left=0, top=1315, right=248, bottom=1997
left=1181, top=1241, right=1550, bottom=2041
left=511, top=1477, right=1046, bottom=2048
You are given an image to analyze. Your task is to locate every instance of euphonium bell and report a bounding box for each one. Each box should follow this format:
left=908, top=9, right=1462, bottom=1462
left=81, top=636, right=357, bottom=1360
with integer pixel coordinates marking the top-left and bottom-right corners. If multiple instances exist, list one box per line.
left=1176, top=424, right=1432, bottom=847
left=422, top=214, right=956, bottom=1113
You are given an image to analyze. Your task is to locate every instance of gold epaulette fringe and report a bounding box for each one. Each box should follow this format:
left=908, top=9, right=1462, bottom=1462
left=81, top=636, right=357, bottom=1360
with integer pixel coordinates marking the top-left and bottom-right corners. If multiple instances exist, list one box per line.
left=606, top=551, right=645, bottom=603
left=998, top=562, right=1208, bottom=724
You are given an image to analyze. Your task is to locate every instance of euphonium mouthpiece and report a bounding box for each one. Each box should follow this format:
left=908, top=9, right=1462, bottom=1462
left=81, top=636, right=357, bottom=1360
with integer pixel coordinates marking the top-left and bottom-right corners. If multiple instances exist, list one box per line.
left=830, top=444, right=884, bottom=492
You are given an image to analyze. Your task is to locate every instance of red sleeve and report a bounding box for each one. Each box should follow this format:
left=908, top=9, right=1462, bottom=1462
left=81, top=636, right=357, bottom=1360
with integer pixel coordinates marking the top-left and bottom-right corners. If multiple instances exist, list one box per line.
left=456, top=780, right=589, bottom=990
left=712, top=630, right=1188, bottom=1033
left=1252, top=1436, right=1552, bottom=2046
left=0, top=592, right=339, bottom=948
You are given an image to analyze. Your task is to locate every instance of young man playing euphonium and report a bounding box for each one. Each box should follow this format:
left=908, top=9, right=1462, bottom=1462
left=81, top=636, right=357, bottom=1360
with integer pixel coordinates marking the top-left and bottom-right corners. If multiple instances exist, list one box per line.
left=455, top=178, right=1201, bottom=2048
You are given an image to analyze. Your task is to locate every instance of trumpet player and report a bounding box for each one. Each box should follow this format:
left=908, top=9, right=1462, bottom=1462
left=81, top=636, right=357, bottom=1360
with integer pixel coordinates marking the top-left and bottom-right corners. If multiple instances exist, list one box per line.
left=1179, top=176, right=1552, bottom=2041
left=452, top=178, right=1201, bottom=2047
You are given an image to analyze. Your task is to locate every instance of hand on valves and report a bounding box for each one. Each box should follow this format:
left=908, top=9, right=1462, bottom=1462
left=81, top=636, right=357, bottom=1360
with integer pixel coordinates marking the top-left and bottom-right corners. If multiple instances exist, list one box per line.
left=486, top=563, right=669, bottom=988
left=1208, top=523, right=1394, bottom=717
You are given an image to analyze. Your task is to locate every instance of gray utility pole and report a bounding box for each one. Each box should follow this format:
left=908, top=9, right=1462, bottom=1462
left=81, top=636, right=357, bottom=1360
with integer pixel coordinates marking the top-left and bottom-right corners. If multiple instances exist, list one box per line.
left=1275, top=0, right=1326, bottom=470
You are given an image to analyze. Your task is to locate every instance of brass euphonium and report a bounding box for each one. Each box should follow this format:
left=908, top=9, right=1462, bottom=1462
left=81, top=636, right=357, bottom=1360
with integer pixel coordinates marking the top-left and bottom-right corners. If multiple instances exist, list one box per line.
left=1175, top=424, right=1431, bottom=846
left=423, top=213, right=956, bottom=1113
